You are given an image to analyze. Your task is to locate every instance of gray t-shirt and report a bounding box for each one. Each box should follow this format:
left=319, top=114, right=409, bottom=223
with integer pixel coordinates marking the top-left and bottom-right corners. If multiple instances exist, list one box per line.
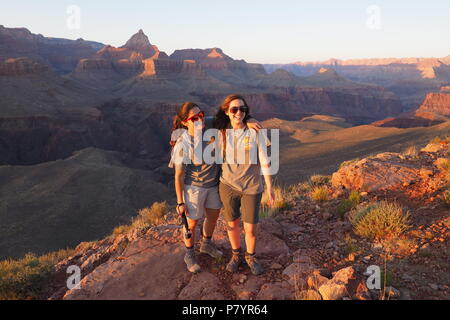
left=169, top=117, right=220, bottom=188
left=219, top=126, right=271, bottom=195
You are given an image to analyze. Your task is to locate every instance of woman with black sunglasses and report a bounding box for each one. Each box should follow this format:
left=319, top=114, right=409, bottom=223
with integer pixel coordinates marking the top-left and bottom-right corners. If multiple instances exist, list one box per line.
left=169, top=102, right=262, bottom=273
left=214, top=94, right=275, bottom=275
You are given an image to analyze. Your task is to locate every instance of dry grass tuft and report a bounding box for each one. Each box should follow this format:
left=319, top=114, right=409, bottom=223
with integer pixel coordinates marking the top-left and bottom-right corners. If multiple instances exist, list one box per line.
left=349, top=201, right=411, bottom=241
left=310, top=185, right=330, bottom=203
left=113, top=201, right=169, bottom=235
left=0, top=249, right=73, bottom=300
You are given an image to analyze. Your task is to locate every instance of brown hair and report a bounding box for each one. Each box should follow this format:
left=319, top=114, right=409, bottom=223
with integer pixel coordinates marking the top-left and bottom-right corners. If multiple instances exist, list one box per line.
left=214, top=94, right=251, bottom=158
left=213, top=94, right=251, bottom=130
left=170, top=102, right=199, bottom=147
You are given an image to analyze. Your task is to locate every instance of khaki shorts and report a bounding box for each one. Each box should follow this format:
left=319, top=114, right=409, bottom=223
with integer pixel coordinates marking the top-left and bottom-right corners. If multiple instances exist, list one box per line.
left=184, top=185, right=222, bottom=221
left=219, top=182, right=262, bottom=224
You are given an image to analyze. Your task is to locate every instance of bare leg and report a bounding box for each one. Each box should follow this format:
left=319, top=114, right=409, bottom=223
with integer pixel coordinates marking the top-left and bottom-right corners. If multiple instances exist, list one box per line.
left=184, top=218, right=198, bottom=247
left=243, top=222, right=257, bottom=254
left=203, top=208, right=220, bottom=237
left=227, top=218, right=241, bottom=250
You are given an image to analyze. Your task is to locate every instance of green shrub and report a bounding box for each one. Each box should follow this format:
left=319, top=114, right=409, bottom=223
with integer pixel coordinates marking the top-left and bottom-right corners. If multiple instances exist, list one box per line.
left=335, top=190, right=361, bottom=219
left=0, top=249, right=73, bottom=300
left=348, top=190, right=361, bottom=204
left=310, top=186, right=330, bottom=203
left=350, top=201, right=411, bottom=240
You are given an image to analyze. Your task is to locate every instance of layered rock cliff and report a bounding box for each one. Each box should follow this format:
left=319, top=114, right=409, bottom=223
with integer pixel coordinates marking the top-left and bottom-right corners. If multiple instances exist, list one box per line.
left=417, top=93, right=450, bottom=116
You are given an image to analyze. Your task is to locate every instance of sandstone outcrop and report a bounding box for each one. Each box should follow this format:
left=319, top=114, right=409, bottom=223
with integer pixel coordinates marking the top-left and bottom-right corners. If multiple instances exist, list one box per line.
left=332, top=141, right=449, bottom=192
left=0, top=57, right=49, bottom=76
left=417, top=92, right=450, bottom=116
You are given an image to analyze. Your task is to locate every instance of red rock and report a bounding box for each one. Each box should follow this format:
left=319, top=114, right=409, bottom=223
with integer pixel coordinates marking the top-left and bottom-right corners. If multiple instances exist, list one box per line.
left=417, top=92, right=450, bottom=116
left=256, top=282, right=293, bottom=300
left=318, top=282, right=347, bottom=300
left=178, top=272, right=225, bottom=300
left=296, top=289, right=322, bottom=300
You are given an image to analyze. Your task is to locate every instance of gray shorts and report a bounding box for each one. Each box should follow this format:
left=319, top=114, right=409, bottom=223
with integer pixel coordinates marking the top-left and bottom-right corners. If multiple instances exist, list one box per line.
left=184, top=185, right=222, bottom=220
left=219, top=182, right=262, bottom=224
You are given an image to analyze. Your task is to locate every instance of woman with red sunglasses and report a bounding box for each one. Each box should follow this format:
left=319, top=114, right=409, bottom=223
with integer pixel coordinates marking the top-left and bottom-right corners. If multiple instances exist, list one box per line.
left=169, top=102, right=262, bottom=273
left=214, top=94, right=275, bottom=276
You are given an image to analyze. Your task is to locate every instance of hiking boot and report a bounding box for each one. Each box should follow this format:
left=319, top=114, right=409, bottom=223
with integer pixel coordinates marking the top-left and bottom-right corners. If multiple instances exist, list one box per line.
left=200, top=239, right=223, bottom=259
left=226, top=252, right=243, bottom=273
left=245, top=254, right=264, bottom=275
left=184, top=250, right=201, bottom=273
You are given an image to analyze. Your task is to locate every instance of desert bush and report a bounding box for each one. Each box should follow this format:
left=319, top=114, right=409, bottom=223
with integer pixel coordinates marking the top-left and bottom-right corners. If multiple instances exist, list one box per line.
left=342, top=235, right=360, bottom=256
left=310, top=186, right=330, bottom=203
left=260, top=186, right=289, bottom=218
left=350, top=201, right=411, bottom=240
left=112, top=224, right=131, bottom=236
left=442, top=191, right=450, bottom=207
left=403, top=145, right=419, bottom=158
left=437, top=158, right=450, bottom=184
left=335, top=190, right=361, bottom=219
left=348, top=190, right=361, bottom=204
left=0, top=249, right=73, bottom=300
left=131, top=201, right=169, bottom=230
left=430, top=136, right=450, bottom=144
left=112, top=202, right=170, bottom=236
left=308, top=174, right=330, bottom=186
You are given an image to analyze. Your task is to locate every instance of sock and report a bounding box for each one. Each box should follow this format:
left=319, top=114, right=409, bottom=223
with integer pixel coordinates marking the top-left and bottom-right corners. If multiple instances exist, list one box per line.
left=246, top=251, right=255, bottom=256
left=185, top=245, right=194, bottom=252
left=232, top=248, right=241, bottom=255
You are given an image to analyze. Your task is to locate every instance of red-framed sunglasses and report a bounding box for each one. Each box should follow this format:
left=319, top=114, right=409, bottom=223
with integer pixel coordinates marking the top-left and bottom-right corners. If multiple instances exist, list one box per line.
left=184, top=111, right=205, bottom=123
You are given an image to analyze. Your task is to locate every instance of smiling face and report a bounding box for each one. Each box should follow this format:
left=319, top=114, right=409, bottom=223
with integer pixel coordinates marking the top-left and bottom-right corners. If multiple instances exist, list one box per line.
left=226, top=99, right=247, bottom=128
left=182, top=106, right=205, bottom=133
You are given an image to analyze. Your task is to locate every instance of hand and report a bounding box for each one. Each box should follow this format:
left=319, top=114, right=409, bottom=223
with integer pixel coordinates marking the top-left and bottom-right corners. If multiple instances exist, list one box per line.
left=177, top=204, right=188, bottom=216
left=266, top=187, right=275, bottom=207
left=247, top=118, right=263, bottom=131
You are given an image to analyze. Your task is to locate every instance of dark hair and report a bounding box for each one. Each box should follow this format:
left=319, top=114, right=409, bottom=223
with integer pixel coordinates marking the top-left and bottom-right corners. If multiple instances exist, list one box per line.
left=170, top=102, right=199, bottom=147
left=214, top=94, right=251, bottom=130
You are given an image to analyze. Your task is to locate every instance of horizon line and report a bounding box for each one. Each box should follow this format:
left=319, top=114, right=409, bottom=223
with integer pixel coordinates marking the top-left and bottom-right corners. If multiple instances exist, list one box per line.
left=2, top=24, right=449, bottom=65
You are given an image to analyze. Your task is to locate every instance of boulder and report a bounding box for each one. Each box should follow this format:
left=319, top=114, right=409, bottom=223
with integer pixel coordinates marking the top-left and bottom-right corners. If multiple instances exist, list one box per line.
left=307, top=274, right=330, bottom=290
left=63, top=240, right=190, bottom=300
left=318, top=282, right=347, bottom=300
left=332, top=153, right=420, bottom=192
left=331, top=266, right=355, bottom=285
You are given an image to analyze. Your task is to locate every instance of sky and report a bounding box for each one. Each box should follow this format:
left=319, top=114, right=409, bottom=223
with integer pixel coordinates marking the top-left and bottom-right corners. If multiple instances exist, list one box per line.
left=1, top=0, right=449, bottom=64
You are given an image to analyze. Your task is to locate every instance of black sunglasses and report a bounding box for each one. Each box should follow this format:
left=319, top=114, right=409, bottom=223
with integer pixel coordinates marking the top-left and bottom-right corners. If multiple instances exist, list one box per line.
left=229, top=106, right=249, bottom=114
